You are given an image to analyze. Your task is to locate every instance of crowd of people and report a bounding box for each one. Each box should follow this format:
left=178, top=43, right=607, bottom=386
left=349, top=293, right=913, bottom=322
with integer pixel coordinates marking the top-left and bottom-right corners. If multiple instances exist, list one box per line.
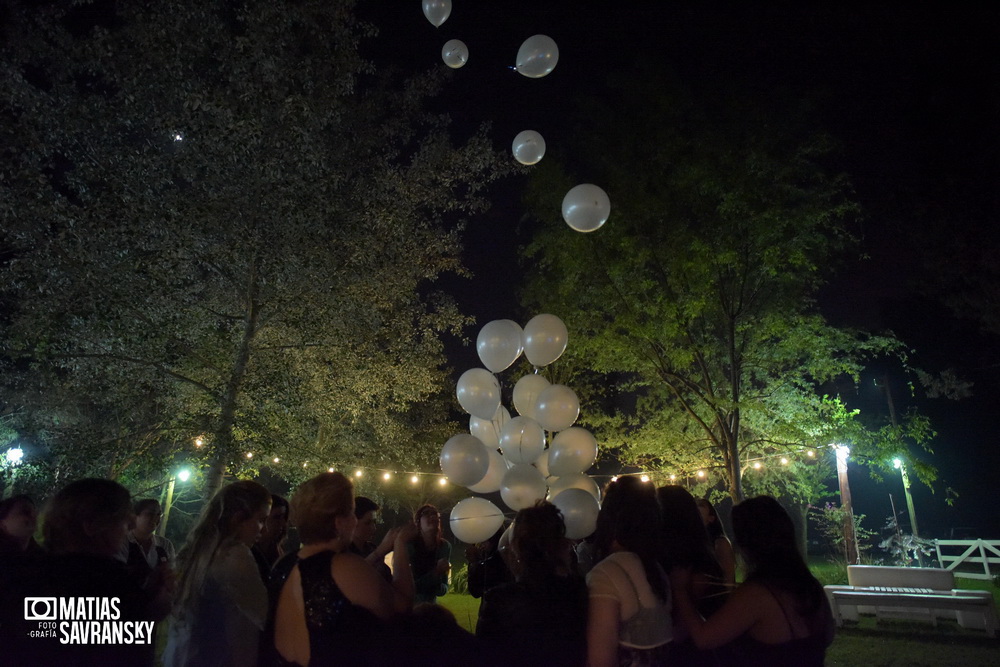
left=0, top=471, right=833, bottom=666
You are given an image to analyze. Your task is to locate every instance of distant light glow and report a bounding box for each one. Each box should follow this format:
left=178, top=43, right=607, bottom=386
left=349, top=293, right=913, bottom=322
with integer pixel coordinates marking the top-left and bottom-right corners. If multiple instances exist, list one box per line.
left=177, top=469, right=191, bottom=483
left=893, top=457, right=902, bottom=469
left=611, top=476, right=619, bottom=482
left=328, top=467, right=335, bottom=473
left=173, top=134, right=183, bottom=141
left=669, top=474, right=676, bottom=481
left=411, top=475, right=419, bottom=484
left=354, top=470, right=363, bottom=478
left=640, top=474, right=650, bottom=483
left=245, top=452, right=253, bottom=459
left=780, top=457, right=789, bottom=465
left=697, top=470, right=705, bottom=478
left=273, top=457, right=280, bottom=463
left=383, top=472, right=391, bottom=481
left=753, top=461, right=762, bottom=470
left=438, top=477, right=447, bottom=486
left=195, top=436, right=203, bottom=447
left=807, top=450, right=815, bottom=458
left=5, top=448, right=24, bottom=465
left=302, top=462, right=308, bottom=468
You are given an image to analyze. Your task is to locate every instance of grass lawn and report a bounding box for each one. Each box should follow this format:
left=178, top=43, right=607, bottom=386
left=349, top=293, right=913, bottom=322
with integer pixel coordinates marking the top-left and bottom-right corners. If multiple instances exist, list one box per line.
left=440, top=568, right=1000, bottom=665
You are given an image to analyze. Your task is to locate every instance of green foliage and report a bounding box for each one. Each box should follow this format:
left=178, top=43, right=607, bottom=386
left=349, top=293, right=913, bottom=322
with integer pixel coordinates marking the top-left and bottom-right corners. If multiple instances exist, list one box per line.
left=0, top=0, right=509, bottom=496
left=520, top=73, right=924, bottom=501
left=810, top=502, right=877, bottom=566
left=450, top=563, right=469, bottom=595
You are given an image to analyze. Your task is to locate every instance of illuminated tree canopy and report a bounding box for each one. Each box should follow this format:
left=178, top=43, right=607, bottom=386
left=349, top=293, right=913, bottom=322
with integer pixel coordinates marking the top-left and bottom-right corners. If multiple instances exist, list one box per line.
left=521, top=76, right=934, bottom=502
left=0, top=0, right=507, bottom=497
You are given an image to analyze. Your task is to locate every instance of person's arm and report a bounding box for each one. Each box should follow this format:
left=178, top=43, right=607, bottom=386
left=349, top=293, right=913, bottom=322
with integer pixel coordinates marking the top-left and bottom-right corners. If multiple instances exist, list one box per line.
left=586, top=595, right=621, bottom=667
left=216, top=544, right=269, bottom=630
left=715, top=536, right=737, bottom=586
left=388, top=524, right=416, bottom=612
left=670, top=568, right=760, bottom=650
left=365, top=526, right=399, bottom=569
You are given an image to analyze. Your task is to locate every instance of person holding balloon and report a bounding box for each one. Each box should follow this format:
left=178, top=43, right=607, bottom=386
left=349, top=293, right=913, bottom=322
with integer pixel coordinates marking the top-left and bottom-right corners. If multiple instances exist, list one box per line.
left=408, top=504, right=452, bottom=604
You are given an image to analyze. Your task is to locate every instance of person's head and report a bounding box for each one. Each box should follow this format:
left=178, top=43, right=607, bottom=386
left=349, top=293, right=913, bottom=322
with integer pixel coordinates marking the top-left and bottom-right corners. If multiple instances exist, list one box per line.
left=511, top=501, right=570, bottom=581
left=260, top=494, right=289, bottom=543
left=731, top=495, right=821, bottom=609
left=731, top=495, right=798, bottom=570
left=42, top=479, right=133, bottom=557
left=657, top=485, right=717, bottom=571
left=174, top=480, right=271, bottom=617
left=0, top=494, right=39, bottom=549
left=414, top=504, right=441, bottom=543
left=594, top=476, right=667, bottom=601
left=353, top=496, right=380, bottom=545
left=290, top=472, right=356, bottom=546
left=695, top=498, right=726, bottom=541
left=132, top=499, right=163, bottom=537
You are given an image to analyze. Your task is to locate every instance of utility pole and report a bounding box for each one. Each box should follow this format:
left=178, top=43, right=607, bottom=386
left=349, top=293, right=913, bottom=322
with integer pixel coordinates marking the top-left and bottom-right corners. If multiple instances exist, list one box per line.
left=877, top=374, right=923, bottom=566
left=834, top=444, right=860, bottom=564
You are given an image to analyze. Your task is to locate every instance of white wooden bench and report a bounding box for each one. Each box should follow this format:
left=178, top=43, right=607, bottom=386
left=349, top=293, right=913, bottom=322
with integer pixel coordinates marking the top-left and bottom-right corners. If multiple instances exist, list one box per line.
left=823, top=565, right=998, bottom=638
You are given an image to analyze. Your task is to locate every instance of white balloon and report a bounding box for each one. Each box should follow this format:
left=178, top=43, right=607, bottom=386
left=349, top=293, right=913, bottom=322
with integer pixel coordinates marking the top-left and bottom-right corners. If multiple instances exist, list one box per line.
left=477, top=319, right=524, bottom=373
left=499, top=416, right=546, bottom=464
left=562, top=184, right=611, bottom=233
left=450, top=497, right=505, bottom=544
left=534, top=448, right=551, bottom=479
left=515, top=34, right=559, bottom=78
left=441, top=39, right=468, bottom=68
left=552, top=488, right=600, bottom=540
left=522, top=314, right=568, bottom=367
left=512, top=130, right=546, bottom=165
left=456, top=368, right=501, bottom=420
left=534, top=384, right=580, bottom=432
left=440, top=434, right=490, bottom=487
left=468, top=448, right=507, bottom=494
left=500, top=463, right=548, bottom=511
left=513, top=373, right=550, bottom=419
left=469, top=405, right=510, bottom=449
left=422, top=0, right=452, bottom=27
left=547, top=472, right=601, bottom=502
left=548, top=427, right=599, bottom=477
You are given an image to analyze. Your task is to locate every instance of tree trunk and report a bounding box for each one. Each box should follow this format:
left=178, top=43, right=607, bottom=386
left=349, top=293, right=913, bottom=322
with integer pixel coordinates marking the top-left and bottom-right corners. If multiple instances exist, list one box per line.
left=725, top=430, right=745, bottom=502
left=202, top=265, right=262, bottom=500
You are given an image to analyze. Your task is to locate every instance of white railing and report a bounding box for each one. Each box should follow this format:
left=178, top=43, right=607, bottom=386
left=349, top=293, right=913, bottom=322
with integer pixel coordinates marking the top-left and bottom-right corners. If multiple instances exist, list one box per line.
left=935, top=539, right=1000, bottom=580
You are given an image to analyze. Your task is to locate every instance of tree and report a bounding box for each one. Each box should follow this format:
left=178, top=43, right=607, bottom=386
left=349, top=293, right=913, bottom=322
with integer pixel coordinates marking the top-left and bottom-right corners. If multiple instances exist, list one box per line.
left=521, top=74, right=929, bottom=502
left=0, top=0, right=507, bottom=497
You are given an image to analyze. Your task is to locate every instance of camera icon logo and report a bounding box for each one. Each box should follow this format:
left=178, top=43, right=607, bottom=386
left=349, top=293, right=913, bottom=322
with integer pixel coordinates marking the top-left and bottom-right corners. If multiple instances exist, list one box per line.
left=24, top=597, right=57, bottom=621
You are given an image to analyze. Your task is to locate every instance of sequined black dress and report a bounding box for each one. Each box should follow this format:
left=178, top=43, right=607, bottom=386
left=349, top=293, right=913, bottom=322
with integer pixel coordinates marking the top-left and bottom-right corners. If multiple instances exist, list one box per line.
left=266, top=550, right=383, bottom=667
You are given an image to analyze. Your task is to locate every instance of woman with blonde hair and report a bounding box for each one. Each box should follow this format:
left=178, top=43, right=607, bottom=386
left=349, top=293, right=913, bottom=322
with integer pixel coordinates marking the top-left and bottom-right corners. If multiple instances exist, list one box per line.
left=269, top=472, right=416, bottom=666
left=164, top=480, right=272, bottom=667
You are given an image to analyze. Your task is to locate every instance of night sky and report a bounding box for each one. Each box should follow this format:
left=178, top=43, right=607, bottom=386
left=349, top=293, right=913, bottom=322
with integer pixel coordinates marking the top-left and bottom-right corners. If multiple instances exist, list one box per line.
left=360, top=3, right=1000, bottom=537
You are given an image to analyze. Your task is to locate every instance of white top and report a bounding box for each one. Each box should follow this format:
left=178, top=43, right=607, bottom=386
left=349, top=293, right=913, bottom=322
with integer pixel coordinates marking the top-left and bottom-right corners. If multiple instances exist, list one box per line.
left=587, top=551, right=673, bottom=649
left=164, top=541, right=268, bottom=667
left=117, top=532, right=176, bottom=569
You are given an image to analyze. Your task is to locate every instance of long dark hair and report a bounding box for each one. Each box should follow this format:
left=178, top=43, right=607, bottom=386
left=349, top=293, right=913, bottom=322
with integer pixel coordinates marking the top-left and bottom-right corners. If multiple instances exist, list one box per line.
left=511, top=501, right=570, bottom=585
left=657, top=485, right=722, bottom=578
left=594, top=476, right=668, bottom=602
left=731, top=496, right=824, bottom=614
left=695, top=498, right=727, bottom=542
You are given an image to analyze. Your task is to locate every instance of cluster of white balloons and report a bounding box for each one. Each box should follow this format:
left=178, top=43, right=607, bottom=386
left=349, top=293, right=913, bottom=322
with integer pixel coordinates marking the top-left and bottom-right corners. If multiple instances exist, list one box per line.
left=443, top=315, right=601, bottom=544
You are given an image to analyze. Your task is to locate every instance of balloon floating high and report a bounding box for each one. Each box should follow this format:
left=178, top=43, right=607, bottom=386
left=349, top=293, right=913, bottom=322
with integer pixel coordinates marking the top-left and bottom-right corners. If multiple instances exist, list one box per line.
left=522, top=313, right=568, bottom=367
left=422, top=0, right=452, bottom=27
left=441, top=39, right=468, bottom=68
left=476, top=319, right=523, bottom=373
left=515, top=35, right=559, bottom=78
left=450, top=497, right=505, bottom=544
left=512, top=130, right=546, bottom=165
left=562, top=184, right=611, bottom=233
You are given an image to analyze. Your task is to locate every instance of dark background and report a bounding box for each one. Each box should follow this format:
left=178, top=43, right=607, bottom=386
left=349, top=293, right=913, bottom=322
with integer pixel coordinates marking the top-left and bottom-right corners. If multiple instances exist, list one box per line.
left=359, top=2, right=1000, bottom=538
